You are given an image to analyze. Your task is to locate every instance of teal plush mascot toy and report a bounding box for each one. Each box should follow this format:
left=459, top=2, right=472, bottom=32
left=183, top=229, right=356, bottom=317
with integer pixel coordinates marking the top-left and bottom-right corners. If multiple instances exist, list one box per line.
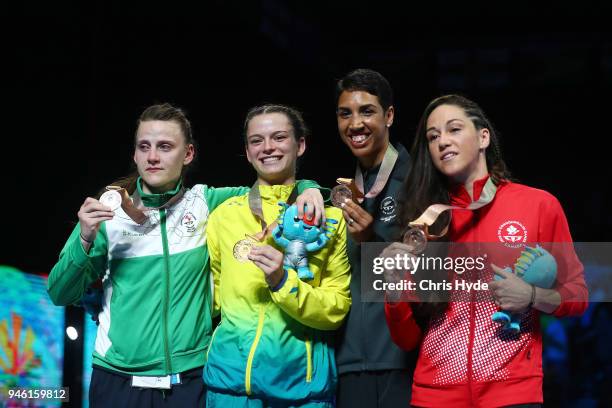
left=272, top=203, right=338, bottom=281
left=492, top=245, right=557, bottom=333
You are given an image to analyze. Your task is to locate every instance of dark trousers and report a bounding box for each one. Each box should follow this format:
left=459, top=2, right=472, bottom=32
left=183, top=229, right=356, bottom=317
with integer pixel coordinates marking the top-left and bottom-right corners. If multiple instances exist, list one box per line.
left=337, top=370, right=412, bottom=408
left=90, top=366, right=205, bottom=408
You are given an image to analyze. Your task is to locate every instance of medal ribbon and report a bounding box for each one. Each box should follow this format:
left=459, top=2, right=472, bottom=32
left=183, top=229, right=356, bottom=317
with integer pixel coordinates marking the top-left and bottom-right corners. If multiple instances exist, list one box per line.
left=105, top=185, right=186, bottom=225
left=247, top=181, right=298, bottom=241
left=408, top=177, right=498, bottom=239
left=353, top=143, right=398, bottom=203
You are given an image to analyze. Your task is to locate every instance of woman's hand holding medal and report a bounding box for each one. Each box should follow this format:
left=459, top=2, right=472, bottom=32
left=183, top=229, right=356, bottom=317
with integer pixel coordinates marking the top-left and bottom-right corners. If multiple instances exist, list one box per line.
left=379, top=242, right=418, bottom=302
left=247, top=245, right=285, bottom=288
left=78, top=196, right=116, bottom=249
left=331, top=179, right=373, bottom=242
left=340, top=200, right=374, bottom=243
left=239, top=183, right=327, bottom=289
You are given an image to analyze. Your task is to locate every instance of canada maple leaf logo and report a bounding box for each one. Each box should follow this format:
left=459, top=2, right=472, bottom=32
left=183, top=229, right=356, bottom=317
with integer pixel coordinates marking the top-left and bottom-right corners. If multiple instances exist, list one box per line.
left=506, top=225, right=519, bottom=235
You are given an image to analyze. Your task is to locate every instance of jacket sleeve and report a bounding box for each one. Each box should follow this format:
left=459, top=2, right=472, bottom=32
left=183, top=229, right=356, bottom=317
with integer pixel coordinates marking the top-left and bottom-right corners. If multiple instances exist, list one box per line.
left=384, top=301, right=422, bottom=351
left=47, top=223, right=108, bottom=306
left=270, top=216, right=351, bottom=330
left=539, top=195, right=588, bottom=317
left=296, top=180, right=331, bottom=204
left=203, top=185, right=250, bottom=213
left=206, top=211, right=222, bottom=317
left=203, top=180, right=330, bottom=213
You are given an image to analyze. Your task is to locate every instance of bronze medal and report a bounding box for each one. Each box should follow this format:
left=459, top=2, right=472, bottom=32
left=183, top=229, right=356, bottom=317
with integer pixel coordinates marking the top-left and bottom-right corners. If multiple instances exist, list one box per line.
left=331, top=184, right=353, bottom=208
left=402, top=227, right=428, bottom=254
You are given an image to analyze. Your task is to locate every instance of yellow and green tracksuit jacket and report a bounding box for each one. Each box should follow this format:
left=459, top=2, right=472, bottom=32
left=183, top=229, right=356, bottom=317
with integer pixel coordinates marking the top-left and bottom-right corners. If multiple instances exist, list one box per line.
left=203, top=183, right=351, bottom=403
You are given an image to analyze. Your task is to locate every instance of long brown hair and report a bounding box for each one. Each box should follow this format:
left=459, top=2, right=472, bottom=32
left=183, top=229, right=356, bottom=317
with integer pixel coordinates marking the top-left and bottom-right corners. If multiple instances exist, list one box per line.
left=401, top=95, right=512, bottom=322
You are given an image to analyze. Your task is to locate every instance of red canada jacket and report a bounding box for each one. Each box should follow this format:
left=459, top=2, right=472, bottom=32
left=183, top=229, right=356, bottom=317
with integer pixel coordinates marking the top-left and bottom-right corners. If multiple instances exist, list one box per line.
left=385, top=176, right=588, bottom=408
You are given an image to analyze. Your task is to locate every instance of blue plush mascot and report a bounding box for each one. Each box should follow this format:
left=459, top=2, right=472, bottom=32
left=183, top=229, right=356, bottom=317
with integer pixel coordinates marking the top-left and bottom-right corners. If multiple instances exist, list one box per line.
left=492, top=245, right=557, bottom=333
left=272, top=202, right=338, bottom=281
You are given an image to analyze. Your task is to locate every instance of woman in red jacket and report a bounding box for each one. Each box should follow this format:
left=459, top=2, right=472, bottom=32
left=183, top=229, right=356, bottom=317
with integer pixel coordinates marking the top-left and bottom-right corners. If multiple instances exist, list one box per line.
left=383, top=95, right=588, bottom=407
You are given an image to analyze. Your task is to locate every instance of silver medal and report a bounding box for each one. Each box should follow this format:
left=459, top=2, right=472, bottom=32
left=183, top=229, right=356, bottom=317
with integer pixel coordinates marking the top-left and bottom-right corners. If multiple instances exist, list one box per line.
left=99, top=190, right=122, bottom=211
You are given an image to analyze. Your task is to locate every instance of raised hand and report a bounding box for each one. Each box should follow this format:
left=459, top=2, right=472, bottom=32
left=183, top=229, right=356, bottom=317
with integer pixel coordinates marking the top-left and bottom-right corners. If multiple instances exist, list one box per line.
left=78, top=197, right=115, bottom=245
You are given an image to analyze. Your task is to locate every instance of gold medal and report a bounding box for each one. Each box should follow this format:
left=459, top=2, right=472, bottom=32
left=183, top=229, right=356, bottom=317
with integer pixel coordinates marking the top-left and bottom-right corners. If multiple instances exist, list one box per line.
left=233, top=238, right=255, bottom=262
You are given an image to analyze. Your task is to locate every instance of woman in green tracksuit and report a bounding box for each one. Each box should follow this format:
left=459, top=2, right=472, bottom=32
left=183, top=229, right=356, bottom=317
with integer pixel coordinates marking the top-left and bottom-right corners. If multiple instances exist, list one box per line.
left=47, top=103, right=324, bottom=408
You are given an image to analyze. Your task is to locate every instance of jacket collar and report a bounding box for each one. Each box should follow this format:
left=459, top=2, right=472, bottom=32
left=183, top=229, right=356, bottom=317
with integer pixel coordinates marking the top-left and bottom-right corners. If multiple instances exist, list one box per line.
left=449, top=174, right=491, bottom=207
left=257, top=183, right=296, bottom=202
left=136, top=177, right=183, bottom=208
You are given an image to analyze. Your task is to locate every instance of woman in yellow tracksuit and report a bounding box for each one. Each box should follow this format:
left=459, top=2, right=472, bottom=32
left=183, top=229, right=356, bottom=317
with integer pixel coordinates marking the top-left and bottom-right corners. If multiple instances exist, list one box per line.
left=204, top=104, right=351, bottom=407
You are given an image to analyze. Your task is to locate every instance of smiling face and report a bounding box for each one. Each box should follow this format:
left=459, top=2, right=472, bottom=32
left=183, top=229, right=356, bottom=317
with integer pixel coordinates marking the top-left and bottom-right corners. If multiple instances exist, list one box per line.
left=337, top=90, right=394, bottom=169
left=245, top=112, right=306, bottom=186
left=133, top=120, right=194, bottom=194
left=425, top=104, right=490, bottom=185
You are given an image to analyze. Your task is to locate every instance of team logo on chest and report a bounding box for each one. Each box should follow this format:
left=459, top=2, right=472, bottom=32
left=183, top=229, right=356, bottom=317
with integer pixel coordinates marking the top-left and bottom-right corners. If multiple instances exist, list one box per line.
left=181, top=212, right=197, bottom=233
left=497, top=220, right=527, bottom=248
left=380, top=196, right=397, bottom=222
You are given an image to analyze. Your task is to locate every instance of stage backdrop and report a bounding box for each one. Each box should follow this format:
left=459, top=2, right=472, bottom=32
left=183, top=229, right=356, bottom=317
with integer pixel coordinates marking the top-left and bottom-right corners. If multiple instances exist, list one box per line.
left=0, top=265, right=65, bottom=407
